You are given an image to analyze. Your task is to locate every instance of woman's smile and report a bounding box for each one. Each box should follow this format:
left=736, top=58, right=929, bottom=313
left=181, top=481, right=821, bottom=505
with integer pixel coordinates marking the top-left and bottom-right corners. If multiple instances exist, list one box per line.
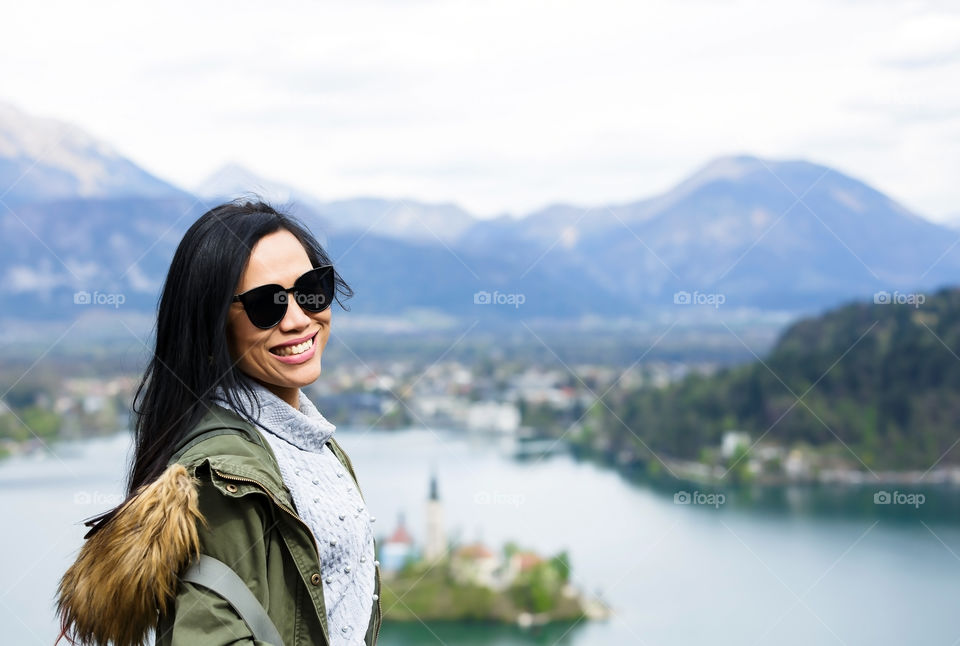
left=270, top=330, right=319, bottom=363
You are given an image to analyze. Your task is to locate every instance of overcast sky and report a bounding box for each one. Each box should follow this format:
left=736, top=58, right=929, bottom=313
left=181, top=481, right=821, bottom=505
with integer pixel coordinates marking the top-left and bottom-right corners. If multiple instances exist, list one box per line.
left=2, top=0, right=959, bottom=220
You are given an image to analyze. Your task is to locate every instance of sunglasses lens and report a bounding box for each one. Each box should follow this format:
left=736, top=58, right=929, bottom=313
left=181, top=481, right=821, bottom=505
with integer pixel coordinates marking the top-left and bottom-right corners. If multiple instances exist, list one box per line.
left=237, top=266, right=335, bottom=329
left=293, top=266, right=335, bottom=312
left=242, top=284, right=288, bottom=329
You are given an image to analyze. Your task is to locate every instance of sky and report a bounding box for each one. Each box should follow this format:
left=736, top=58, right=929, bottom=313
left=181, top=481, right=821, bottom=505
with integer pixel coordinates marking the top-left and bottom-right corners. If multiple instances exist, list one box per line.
left=1, top=0, right=959, bottom=220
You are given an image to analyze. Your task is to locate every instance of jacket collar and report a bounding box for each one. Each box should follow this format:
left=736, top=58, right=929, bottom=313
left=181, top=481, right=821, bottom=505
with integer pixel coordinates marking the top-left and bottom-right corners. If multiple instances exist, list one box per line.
left=172, top=401, right=295, bottom=510
left=210, top=375, right=337, bottom=453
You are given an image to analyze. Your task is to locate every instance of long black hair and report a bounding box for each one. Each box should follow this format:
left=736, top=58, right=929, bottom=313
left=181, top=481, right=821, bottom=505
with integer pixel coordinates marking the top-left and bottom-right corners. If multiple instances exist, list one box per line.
left=84, top=198, right=353, bottom=535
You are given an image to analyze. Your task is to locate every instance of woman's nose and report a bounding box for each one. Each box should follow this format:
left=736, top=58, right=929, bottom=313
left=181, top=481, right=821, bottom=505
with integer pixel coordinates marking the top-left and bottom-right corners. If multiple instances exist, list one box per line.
left=279, top=294, right=313, bottom=330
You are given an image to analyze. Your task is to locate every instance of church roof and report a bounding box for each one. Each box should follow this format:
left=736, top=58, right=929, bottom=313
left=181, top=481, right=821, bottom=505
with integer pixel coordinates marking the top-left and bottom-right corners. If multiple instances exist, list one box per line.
left=387, top=520, right=414, bottom=544
left=455, top=542, right=495, bottom=559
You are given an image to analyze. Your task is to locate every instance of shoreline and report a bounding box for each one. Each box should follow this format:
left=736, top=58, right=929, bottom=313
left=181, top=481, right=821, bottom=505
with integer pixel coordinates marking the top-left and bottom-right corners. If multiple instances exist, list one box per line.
left=657, top=454, right=960, bottom=488
left=567, top=443, right=960, bottom=490
left=6, top=430, right=960, bottom=490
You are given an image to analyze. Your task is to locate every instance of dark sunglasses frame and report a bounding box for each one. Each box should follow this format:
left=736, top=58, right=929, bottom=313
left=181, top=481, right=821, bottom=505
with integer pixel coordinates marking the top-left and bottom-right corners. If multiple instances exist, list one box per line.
left=232, top=264, right=335, bottom=329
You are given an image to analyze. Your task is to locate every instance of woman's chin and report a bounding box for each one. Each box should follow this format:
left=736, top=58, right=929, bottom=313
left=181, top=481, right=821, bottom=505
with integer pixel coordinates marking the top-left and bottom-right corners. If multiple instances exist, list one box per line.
left=270, top=361, right=322, bottom=388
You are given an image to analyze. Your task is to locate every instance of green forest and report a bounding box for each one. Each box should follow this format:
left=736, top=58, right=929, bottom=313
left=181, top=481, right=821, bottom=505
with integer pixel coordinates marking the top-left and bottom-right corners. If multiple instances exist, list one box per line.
left=576, top=288, right=960, bottom=471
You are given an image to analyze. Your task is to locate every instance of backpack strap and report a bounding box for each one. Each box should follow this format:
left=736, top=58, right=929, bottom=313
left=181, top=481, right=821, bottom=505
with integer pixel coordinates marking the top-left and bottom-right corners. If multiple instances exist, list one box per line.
left=180, top=554, right=285, bottom=646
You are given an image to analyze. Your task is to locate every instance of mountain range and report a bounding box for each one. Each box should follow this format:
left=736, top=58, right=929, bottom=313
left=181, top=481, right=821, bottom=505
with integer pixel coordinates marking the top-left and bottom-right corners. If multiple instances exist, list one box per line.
left=1, top=100, right=958, bottom=324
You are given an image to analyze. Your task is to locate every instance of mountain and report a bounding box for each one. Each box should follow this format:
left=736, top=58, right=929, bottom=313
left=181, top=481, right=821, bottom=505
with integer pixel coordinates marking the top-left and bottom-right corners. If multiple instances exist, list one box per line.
left=195, top=163, right=327, bottom=213
left=458, top=155, right=960, bottom=310
left=0, top=196, right=208, bottom=319
left=0, top=101, right=188, bottom=203
left=581, top=286, right=960, bottom=471
left=197, top=164, right=477, bottom=245
left=2, top=103, right=960, bottom=325
left=941, top=212, right=960, bottom=231
left=315, top=197, right=476, bottom=246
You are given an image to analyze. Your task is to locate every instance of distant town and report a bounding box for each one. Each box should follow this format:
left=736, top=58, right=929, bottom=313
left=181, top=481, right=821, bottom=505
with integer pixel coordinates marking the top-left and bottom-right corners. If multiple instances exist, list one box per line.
left=5, top=304, right=958, bottom=489
left=0, top=357, right=703, bottom=458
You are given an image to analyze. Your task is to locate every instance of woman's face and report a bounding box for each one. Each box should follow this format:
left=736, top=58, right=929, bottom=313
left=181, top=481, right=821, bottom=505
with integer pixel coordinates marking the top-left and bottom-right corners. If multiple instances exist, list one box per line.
left=226, top=229, right=332, bottom=404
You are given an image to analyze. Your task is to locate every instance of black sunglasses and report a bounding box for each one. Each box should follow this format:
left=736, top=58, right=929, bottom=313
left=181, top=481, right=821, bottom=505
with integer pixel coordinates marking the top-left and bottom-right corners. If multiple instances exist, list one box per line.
left=232, top=265, right=336, bottom=329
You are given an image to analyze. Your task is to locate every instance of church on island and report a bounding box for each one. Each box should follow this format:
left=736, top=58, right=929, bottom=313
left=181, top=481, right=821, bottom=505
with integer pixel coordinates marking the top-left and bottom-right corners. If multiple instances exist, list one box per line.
left=375, top=471, right=612, bottom=628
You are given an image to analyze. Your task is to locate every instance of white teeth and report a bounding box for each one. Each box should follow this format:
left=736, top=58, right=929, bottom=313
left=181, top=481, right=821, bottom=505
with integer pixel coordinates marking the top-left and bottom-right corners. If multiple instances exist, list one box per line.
left=274, top=336, right=314, bottom=357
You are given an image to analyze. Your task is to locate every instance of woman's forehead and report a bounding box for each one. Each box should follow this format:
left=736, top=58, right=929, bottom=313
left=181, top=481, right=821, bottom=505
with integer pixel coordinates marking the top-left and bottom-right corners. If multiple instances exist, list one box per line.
left=238, top=231, right=312, bottom=290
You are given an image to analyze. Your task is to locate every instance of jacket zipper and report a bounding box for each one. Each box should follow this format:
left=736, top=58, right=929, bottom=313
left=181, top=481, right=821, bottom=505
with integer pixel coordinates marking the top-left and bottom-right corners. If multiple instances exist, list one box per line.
left=374, top=562, right=382, bottom=643
left=211, top=468, right=320, bottom=558
left=215, top=458, right=381, bottom=643
left=212, top=469, right=343, bottom=644
left=215, top=468, right=387, bottom=644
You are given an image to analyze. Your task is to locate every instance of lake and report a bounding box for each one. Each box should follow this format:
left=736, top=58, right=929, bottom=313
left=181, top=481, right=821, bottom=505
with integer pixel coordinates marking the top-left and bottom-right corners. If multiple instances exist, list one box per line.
left=2, top=427, right=958, bottom=645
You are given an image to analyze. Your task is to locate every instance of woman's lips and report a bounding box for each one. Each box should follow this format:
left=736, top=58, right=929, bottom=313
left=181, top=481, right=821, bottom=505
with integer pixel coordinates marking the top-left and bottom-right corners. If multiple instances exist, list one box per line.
left=270, top=332, right=318, bottom=364
left=270, top=331, right=316, bottom=351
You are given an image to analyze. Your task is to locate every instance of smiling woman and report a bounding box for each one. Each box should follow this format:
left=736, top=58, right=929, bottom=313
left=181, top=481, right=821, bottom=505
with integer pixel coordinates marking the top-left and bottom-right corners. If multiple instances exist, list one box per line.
left=227, top=230, right=335, bottom=406
left=54, top=198, right=383, bottom=646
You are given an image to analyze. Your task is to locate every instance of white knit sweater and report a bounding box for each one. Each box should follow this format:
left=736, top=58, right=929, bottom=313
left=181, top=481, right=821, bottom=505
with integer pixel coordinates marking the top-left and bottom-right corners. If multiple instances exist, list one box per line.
left=211, top=378, right=377, bottom=646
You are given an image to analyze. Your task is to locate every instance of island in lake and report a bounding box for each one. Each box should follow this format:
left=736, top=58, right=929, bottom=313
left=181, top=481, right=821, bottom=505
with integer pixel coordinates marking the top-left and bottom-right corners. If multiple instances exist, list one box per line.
left=375, top=472, right=611, bottom=626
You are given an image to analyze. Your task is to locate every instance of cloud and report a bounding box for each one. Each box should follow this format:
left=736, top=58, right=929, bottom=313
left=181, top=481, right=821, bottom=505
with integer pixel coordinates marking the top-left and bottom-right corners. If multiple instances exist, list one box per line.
left=0, top=0, right=959, bottom=220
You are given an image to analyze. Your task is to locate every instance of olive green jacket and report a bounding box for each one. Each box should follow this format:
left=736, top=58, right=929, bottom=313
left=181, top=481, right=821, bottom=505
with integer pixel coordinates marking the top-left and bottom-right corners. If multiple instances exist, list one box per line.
left=55, top=403, right=382, bottom=646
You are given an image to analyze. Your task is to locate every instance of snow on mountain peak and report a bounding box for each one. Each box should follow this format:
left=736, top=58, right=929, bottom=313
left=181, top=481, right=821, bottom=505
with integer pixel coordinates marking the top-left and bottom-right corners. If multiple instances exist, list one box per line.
left=194, top=163, right=308, bottom=205
left=0, top=101, right=126, bottom=194
left=0, top=100, right=182, bottom=201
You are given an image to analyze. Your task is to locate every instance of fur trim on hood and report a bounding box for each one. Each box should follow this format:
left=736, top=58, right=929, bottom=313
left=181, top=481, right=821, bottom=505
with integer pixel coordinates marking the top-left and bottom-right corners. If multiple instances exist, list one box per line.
left=55, top=463, right=207, bottom=646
